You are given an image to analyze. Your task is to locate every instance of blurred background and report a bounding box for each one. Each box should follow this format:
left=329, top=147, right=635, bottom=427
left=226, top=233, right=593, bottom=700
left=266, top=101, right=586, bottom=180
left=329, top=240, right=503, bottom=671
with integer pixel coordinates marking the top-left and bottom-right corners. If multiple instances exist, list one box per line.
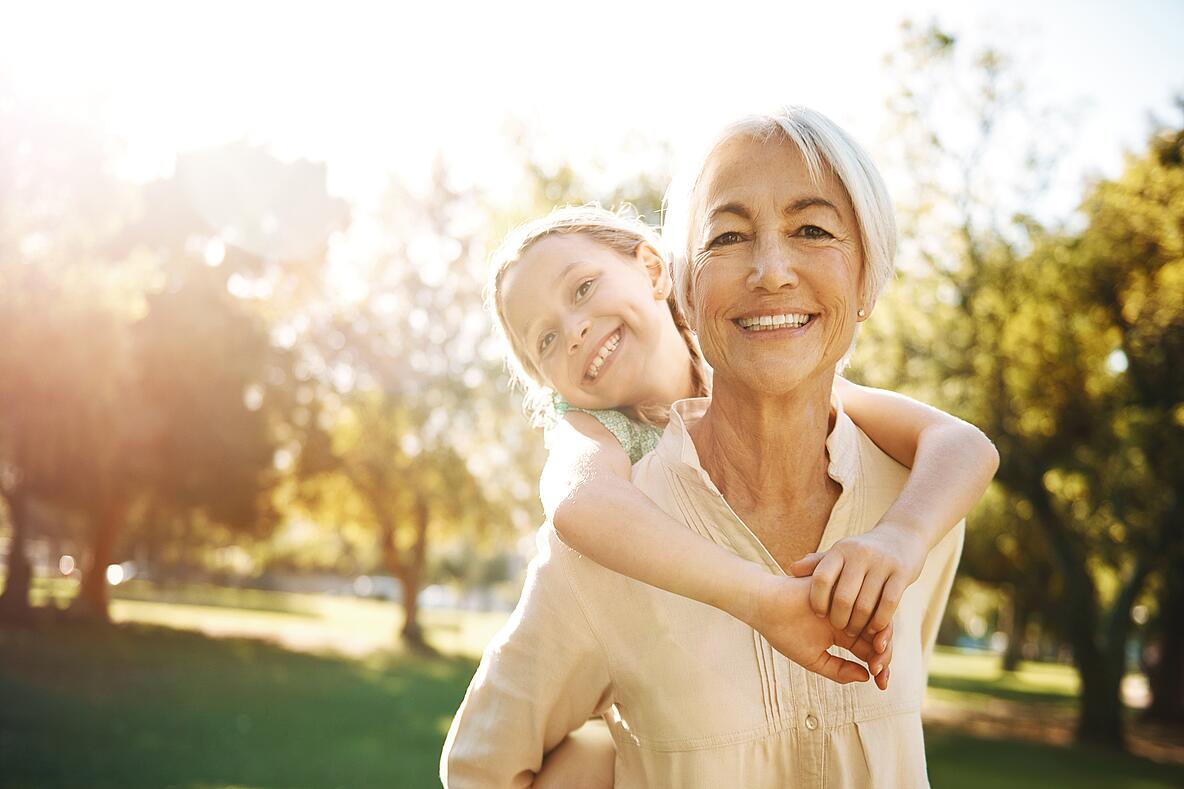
left=1, top=1, right=1182, bottom=787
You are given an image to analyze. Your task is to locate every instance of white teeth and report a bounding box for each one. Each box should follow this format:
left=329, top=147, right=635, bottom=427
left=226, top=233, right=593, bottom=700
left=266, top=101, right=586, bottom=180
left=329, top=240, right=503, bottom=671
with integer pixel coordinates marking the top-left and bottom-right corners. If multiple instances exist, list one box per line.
left=586, top=332, right=620, bottom=379
left=736, top=313, right=813, bottom=331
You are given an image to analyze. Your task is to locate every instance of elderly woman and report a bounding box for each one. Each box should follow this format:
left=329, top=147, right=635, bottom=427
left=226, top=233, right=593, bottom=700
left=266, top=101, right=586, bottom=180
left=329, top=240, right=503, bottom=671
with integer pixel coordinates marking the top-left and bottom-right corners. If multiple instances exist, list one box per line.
left=442, top=108, right=965, bottom=788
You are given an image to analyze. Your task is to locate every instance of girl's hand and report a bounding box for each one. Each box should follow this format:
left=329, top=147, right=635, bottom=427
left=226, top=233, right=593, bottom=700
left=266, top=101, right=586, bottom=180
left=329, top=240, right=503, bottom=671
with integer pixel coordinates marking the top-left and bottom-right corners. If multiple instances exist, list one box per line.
left=788, top=522, right=928, bottom=642
left=750, top=575, right=893, bottom=689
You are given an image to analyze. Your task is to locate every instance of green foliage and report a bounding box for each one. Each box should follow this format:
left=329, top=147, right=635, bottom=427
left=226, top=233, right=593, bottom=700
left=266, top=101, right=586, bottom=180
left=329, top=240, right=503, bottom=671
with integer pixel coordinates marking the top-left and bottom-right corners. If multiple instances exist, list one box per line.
left=854, top=21, right=1184, bottom=745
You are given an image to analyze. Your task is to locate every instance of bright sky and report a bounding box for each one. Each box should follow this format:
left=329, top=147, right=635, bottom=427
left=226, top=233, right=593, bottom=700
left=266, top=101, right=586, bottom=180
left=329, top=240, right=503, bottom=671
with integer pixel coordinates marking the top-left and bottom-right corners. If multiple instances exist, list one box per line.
left=3, top=0, right=1182, bottom=216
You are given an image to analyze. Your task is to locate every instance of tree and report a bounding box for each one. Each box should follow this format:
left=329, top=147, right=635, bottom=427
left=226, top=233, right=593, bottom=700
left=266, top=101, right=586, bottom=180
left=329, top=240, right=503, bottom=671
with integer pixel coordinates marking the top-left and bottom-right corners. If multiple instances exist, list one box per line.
left=1074, top=116, right=1184, bottom=725
left=857, top=21, right=1182, bottom=748
left=0, top=90, right=142, bottom=619
left=283, top=158, right=532, bottom=647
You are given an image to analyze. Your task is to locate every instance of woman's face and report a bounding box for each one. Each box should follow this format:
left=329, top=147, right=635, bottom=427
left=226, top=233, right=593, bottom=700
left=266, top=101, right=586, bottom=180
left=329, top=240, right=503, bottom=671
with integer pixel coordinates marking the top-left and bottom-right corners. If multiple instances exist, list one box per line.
left=688, top=134, right=867, bottom=397
left=501, top=233, right=676, bottom=410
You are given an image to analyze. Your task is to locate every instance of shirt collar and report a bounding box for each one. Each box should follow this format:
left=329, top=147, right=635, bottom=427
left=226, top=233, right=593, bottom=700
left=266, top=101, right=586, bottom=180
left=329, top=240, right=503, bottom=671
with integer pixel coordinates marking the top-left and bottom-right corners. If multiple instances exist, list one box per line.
left=659, top=386, right=862, bottom=491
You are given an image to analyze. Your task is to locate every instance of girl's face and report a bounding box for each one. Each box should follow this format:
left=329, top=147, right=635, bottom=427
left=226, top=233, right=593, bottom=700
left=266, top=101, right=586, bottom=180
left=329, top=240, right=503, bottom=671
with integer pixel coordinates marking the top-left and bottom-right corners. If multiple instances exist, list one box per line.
left=501, top=233, right=677, bottom=410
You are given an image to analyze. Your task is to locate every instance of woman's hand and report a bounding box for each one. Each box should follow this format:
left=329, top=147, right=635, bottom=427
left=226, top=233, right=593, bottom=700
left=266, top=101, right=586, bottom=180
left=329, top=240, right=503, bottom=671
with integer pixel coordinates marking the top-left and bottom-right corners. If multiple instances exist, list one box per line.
left=788, top=522, right=928, bottom=643
left=750, top=575, right=893, bottom=689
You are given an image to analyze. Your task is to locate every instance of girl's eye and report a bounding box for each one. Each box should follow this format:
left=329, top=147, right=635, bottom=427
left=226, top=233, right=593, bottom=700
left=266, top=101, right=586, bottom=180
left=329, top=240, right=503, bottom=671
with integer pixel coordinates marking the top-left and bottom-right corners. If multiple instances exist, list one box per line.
left=575, top=278, right=594, bottom=300
left=799, top=225, right=832, bottom=239
left=538, top=331, right=557, bottom=354
left=708, top=231, right=744, bottom=248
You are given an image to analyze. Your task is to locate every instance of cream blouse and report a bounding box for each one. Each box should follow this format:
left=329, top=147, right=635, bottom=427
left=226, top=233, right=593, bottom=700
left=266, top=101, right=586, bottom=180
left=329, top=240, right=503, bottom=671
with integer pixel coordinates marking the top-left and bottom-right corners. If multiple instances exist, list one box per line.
left=442, top=394, right=964, bottom=788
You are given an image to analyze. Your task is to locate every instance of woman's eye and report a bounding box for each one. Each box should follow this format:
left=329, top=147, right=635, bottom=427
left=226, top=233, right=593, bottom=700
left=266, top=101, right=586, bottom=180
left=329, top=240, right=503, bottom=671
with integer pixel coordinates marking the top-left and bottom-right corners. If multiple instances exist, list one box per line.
left=708, top=231, right=744, bottom=248
left=575, top=278, right=594, bottom=300
left=799, top=225, right=832, bottom=239
left=538, top=331, right=557, bottom=354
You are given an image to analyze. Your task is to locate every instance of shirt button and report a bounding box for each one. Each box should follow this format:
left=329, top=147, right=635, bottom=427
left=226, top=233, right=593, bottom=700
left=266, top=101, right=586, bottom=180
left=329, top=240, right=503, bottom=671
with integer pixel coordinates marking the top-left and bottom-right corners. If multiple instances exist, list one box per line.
left=805, top=714, right=819, bottom=731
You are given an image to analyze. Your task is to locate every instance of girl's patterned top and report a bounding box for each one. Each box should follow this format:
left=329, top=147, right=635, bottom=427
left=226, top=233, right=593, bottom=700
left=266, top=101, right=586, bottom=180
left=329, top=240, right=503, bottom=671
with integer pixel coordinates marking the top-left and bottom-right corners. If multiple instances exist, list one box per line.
left=548, top=394, right=662, bottom=465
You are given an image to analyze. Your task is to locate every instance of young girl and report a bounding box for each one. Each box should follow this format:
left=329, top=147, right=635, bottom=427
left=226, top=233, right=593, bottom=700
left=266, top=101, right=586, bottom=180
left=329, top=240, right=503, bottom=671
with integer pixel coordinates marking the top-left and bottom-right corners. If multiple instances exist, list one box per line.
left=487, top=204, right=998, bottom=689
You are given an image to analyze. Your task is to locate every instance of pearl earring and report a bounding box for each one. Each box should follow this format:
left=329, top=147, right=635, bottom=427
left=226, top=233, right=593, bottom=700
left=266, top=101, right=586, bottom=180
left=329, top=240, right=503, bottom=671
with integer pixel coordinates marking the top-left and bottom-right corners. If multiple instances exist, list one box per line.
left=857, top=308, right=867, bottom=318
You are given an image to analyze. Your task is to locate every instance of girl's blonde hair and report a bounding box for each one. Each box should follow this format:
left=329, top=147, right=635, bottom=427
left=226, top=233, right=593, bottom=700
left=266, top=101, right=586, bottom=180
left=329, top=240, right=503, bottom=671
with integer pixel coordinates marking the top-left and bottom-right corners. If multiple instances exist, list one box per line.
left=485, top=203, right=709, bottom=428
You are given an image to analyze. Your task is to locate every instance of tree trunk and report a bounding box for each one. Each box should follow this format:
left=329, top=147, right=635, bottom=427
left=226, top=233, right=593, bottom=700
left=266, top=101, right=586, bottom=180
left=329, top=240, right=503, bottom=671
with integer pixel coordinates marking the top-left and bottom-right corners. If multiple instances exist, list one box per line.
left=1146, top=564, right=1184, bottom=724
left=71, top=497, right=127, bottom=622
left=378, top=517, right=429, bottom=652
left=1075, top=648, right=1126, bottom=747
left=0, top=490, right=33, bottom=621
left=1001, top=587, right=1028, bottom=673
left=397, top=568, right=425, bottom=648
left=1027, top=483, right=1129, bottom=749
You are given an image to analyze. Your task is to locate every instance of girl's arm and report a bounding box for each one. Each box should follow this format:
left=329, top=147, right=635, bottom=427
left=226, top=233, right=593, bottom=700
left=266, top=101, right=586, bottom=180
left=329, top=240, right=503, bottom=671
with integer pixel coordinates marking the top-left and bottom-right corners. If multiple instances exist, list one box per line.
left=541, top=412, right=770, bottom=625
left=543, top=412, right=891, bottom=687
left=790, top=376, right=1000, bottom=638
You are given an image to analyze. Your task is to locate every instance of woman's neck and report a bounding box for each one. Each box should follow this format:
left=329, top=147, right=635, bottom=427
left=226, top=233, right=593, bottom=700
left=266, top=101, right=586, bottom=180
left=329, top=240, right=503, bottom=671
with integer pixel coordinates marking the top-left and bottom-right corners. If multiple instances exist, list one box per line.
left=690, top=372, right=837, bottom=512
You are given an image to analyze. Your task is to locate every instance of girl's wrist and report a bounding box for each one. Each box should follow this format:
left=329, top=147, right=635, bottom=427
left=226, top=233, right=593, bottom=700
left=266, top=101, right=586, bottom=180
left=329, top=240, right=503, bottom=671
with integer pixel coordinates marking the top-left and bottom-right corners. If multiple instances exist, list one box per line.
left=723, top=563, right=779, bottom=627
left=876, top=509, right=942, bottom=552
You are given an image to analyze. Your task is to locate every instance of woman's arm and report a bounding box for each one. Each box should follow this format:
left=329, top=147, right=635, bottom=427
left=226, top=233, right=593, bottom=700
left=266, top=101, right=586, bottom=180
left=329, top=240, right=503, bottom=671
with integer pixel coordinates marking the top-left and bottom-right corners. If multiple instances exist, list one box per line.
left=543, top=412, right=890, bottom=687
left=791, top=377, right=1000, bottom=639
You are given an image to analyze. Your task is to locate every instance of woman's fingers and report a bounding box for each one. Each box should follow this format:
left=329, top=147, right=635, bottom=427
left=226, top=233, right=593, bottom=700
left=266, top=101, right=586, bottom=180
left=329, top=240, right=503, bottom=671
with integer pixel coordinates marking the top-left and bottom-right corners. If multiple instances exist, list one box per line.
left=809, top=553, right=845, bottom=618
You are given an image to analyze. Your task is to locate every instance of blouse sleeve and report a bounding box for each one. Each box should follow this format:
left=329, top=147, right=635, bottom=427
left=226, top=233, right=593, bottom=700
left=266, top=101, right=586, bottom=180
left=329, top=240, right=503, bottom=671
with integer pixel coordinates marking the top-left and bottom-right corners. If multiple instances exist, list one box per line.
left=440, top=528, right=613, bottom=788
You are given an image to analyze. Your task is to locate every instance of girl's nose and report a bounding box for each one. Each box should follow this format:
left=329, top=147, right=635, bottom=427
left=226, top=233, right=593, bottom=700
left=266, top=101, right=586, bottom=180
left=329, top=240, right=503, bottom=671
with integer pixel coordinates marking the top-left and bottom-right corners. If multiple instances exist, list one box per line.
left=567, top=319, right=590, bottom=354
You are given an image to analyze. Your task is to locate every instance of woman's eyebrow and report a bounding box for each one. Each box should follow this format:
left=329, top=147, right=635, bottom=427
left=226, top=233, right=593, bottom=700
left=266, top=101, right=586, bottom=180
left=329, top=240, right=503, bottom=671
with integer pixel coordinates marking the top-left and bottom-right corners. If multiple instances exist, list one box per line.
left=785, top=197, right=840, bottom=217
left=706, top=202, right=751, bottom=223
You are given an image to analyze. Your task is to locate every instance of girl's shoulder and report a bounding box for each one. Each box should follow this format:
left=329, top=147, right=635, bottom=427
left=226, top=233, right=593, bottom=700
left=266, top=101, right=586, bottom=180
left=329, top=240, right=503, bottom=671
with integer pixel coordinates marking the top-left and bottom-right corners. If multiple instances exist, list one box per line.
left=548, top=395, right=662, bottom=465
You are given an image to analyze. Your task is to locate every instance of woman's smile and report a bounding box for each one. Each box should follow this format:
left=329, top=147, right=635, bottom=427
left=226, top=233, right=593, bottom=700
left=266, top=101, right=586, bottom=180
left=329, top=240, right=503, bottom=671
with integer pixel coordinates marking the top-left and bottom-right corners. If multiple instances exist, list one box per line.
left=732, top=311, right=819, bottom=338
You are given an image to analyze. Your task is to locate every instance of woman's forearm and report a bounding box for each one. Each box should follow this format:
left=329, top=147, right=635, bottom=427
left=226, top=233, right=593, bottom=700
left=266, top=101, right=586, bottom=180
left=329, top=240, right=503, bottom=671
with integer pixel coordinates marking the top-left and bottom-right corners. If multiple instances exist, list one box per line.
left=552, top=472, right=774, bottom=626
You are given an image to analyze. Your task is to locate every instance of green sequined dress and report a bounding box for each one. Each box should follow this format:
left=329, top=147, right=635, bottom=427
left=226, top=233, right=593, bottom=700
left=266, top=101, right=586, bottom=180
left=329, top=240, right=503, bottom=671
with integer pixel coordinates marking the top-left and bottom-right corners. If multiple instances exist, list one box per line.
left=549, top=395, right=662, bottom=464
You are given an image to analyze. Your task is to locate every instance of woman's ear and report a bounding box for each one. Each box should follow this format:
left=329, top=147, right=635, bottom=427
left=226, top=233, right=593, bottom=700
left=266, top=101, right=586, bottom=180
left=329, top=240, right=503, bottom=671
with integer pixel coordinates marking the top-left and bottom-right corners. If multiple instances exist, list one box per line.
left=856, top=297, right=876, bottom=322
left=635, top=242, right=672, bottom=299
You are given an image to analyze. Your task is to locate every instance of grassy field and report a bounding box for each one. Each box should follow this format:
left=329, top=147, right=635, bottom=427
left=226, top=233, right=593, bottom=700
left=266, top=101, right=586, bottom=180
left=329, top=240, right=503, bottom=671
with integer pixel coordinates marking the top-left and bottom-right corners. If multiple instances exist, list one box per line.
left=2, top=582, right=1182, bottom=788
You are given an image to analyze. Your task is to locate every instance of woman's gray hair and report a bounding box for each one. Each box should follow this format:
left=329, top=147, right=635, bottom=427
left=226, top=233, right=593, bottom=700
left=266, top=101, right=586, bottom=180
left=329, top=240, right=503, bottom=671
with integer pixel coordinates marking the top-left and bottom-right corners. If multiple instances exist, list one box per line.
left=663, top=107, right=897, bottom=344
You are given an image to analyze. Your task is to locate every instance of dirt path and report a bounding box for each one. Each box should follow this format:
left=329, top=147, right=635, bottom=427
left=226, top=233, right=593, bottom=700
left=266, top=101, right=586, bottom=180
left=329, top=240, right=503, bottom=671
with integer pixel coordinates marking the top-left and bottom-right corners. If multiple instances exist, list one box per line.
left=923, top=694, right=1184, bottom=765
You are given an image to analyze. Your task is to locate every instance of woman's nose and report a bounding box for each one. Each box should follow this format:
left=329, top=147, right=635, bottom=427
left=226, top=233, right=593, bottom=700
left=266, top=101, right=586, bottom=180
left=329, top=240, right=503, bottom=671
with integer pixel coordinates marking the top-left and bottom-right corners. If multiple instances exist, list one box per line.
left=747, top=237, right=800, bottom=292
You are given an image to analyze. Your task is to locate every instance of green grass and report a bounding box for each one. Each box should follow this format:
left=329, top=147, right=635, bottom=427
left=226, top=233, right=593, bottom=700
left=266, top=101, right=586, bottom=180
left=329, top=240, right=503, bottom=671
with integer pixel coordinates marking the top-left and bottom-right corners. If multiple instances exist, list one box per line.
left=1, top=620, right=476, bottom=789
left=926, top=729, right=1184, bottom=789
left=927, top=646, right=1082, bottom=705
left=2, top=585, right=1181, bottom=788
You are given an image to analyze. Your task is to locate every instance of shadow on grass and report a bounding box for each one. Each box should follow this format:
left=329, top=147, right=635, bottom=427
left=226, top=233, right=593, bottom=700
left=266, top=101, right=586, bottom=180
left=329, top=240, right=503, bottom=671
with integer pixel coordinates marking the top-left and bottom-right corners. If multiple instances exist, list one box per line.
left=926, top=727, right=1184, bottom=789
left=926, top=672, right=1079, bottom=706
left=0, top=618, right=476, bottom=789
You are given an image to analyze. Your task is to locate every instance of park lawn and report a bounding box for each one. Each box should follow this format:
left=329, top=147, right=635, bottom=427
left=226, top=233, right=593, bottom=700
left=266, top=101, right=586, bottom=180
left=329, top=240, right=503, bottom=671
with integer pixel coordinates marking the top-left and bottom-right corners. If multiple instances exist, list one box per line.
left=927, top=646, right=1082, bottom=705
left=2, top=586, right=1181, bottom=788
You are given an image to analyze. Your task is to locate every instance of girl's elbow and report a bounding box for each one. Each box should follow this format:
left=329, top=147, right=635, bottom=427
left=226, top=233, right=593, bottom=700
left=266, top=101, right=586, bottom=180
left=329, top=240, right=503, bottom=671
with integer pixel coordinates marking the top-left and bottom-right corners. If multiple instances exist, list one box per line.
left=984, top=439, right=1001, bottom=478
left=550, top=498, right=587, bottom=550
left=969, top=428, right=1000, bottom=479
